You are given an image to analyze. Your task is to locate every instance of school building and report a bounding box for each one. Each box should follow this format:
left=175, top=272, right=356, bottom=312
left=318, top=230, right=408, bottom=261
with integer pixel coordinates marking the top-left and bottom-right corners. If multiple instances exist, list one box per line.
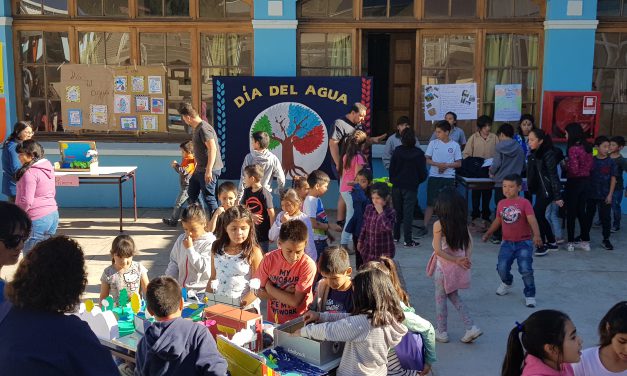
left=0, top=0, right=625, bottom=209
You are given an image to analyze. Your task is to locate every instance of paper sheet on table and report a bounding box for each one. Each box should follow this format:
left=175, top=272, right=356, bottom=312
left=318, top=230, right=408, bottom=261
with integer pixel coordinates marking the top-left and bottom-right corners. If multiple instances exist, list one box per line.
left=482, top=158, right=493, bottom=168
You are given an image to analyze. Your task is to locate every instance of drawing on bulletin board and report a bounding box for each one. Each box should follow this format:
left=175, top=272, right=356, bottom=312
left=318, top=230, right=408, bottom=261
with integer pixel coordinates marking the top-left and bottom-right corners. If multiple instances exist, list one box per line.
left=114, top=95, right=131, bottom=114
left=90, top=104, right=108, bottom=125
left=68, top=109, right=82, bottom=127
left=66, top=86, right=81, bottom=102
left=131, top=76, right=144, bottom=93
left=148, top=76, right=162, bottom=94
left=120, top=116, right=138, bottom=130
left=114, top=76, right=128, bottom=92
left=423, top=83, right=477, bottom=121
left=135, top=96, right=150, bottom=112
left=142, top=115, right=158, bottom=131
left=151, top=98, right=165, bottom=114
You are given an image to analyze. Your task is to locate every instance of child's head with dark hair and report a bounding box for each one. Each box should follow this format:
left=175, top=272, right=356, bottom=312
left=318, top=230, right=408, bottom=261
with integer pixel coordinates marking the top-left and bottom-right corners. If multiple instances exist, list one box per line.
left=212, top=205, right=258, bottom=263
left=318, top=246, right=352, bottom=290
left=280, top=189, right=302, bottom=217
left=445, top=111, right=457, bottom=126
left=434, top=120, right=451, bottom=141
left=15, top=140, right=45, bottom=181
left=477, top=115, right=493, bottom=130
left=434, top=188, right=470, bottom=252
left=292, top=176, right=310, bottom=201
left=110, top=234, right=136, bottom=265
left=179, top=140, right=193, bottom=155
left=400, top=127, right=417, bottom=148
left=395, top=116, right=411, bottom=135
left=609, top=136, right=625, bottom=156
left=340, top=130, right=367, bottom=175
left=595, top=136, right=611, bottom=157
left=0, top=202, right=32, bottom=265
left=351, top=268, right=405, bottom=327
left=307, top=170, right=331, bottom=197
left=502, top=174, right=523, bottom=199
left=496, top=123, right=515, bottom=139
left=252, top=131, right=270, bottom=150
left=181, top=203, right=208, bottom=241
left=6, top=236, right=87, bottom=313
left=355, top=169, right=373, bottom=192
left=278, top=220, right=309, bottom=264
left=501, top=310, right=581, bottom=376
left=518, top=114, right=536, bottom=137
left=370, top=182, right=391, bottom=208
left=598, top=301, right=627, bottom=348
left=361, top=256, right=409, bottom=306
left=146, top=276, right=183, bottom=319
left=503, top=173, right=523, bottom=187
left=528, top=128, right=554, bottom=154
left=244, top=164, right=264, bottom=183
left=217, top=181, right=237, bottom=210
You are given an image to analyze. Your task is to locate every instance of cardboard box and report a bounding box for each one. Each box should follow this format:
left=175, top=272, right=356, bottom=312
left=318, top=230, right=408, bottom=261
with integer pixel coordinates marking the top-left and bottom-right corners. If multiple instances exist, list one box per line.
left=274, top=317, right=344, bottom=367
left=203, top=304, right=263, bottom=352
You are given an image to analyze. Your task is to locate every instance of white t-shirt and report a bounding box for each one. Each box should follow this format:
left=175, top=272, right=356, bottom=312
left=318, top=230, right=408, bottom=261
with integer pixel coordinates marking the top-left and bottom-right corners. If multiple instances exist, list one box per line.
left=425, top=139, right=462, bottom=178
left=572, top=347, right=627, bottom=376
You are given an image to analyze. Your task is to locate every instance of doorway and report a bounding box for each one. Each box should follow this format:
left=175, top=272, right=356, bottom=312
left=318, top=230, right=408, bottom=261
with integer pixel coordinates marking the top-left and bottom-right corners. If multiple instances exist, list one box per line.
left=362, top=31, right=415, bottom=136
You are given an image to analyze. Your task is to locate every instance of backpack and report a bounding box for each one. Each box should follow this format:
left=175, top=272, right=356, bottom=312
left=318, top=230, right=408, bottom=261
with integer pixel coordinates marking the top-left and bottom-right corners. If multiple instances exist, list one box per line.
left=394, top=330, right=426, bottom=371
left=457, top=157, right=489, bottom=178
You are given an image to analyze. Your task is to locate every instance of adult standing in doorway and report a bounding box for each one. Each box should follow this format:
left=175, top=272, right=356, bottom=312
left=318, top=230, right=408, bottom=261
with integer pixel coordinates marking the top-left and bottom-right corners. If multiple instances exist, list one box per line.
left=430, top=111, right=467, bottom=149
left=2, top=121, right=34, bottom=203
left=179, top=103, right=223, bottom=215
left=329, top=102, right=385, bottom=226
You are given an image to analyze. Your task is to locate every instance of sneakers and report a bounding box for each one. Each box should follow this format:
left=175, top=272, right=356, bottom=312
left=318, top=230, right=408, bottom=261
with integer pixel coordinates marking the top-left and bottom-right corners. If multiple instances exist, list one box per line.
left=393, top=238, right=400, bottom=243
left=545, top=242, right=559, bottom=250
left=460, top=326, right=483, bottom=343
left=414, top=226, right=428, bottom=238
left=534, top=247, right=549, bottom=257
left=496, top=282, right=512, bottom=296
left=555, top=238, right=566, bottom=245
left=525, top=297, right=537, bottom=308
left=404, top=240, right=420, bottom=247
left=601, top=239, right=614, bottom=250
left=611, top=226, right=620, bottom=233
left=575, top=241, right=591, bottom=251
left=162, top=218, right=178, bottom=227
left=566, top=243, right=575, bottom=252
left=435, top=330, right=449, bottom=343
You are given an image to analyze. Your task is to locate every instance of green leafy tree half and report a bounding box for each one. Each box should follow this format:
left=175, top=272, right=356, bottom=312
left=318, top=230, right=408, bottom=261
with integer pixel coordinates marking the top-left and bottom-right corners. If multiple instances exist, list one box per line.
left=251, top=115, right=280, bottom=150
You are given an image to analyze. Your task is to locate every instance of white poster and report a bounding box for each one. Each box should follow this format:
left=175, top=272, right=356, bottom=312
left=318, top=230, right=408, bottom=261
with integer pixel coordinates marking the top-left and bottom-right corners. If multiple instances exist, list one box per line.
left=423, top=83, right=478, bottom=121
left=494, top=84, right=522, bottom=121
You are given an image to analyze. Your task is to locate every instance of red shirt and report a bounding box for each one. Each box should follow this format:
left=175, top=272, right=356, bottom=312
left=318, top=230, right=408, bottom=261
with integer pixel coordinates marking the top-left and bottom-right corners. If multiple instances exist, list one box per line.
left=497, top=197, right=534, bottom=242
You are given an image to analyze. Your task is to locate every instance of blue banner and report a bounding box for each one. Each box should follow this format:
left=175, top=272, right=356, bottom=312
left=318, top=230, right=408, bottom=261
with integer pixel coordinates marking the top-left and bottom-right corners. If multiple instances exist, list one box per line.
left=213, top=76, right=373, bottom=179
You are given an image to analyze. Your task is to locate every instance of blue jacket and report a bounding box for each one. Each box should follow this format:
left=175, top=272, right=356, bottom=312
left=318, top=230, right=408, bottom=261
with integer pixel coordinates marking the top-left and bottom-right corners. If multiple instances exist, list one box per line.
left=0, top=306, right=118, bottom=375
left=345, top=185, right=371, bottom=237
left=135, top=317, right=228, bottom=376
left=2, top=140, right=22, bottom=197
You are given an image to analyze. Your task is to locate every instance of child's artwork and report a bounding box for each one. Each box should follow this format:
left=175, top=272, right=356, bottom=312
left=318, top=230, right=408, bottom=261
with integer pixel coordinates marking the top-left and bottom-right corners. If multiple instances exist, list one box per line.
left=65, top=86, right=80, bottom=102
left=114, top=95, right=131, bottom=114
left=131, top=76, right=145, bottom=93
left=135, top=96, right=150, bottom=112
left=142, top=115, right=158, bottom=131
left=67, top=109, right=82, bottom=127
left=151, top=98, right=165, bottom=114
left=148, top=76, right=162, bottom=94
left=114, top=76, right=128, bottom=92
left=120, top=116, right=138, bottom=130
left=89, top=104, right=108, bottom=125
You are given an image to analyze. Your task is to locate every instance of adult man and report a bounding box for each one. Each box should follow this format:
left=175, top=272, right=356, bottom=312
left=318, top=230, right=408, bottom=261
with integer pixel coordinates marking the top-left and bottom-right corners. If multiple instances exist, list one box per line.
left=179, top=103, right=223, bottom=214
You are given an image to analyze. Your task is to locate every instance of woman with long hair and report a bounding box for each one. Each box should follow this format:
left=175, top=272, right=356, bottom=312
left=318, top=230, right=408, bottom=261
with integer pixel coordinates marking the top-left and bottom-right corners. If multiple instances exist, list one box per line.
left=2, top=121, right=34, bottom=202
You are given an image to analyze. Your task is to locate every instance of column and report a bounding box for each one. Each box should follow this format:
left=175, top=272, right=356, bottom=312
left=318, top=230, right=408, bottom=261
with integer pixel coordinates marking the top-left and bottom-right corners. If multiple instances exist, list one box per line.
left=1, top=1, right=17, bottom=140
left=253, top=0, right=297, bottom=76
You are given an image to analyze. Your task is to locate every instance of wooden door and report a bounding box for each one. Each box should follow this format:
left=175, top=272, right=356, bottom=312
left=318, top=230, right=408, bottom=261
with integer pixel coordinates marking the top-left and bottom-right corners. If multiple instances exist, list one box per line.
left=388, top=33, right=415, bottom=131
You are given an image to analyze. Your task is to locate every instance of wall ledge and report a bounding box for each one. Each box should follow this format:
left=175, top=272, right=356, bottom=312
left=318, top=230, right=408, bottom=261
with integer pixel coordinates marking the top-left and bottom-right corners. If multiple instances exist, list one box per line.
left=544, top=20, right=598, bottom=30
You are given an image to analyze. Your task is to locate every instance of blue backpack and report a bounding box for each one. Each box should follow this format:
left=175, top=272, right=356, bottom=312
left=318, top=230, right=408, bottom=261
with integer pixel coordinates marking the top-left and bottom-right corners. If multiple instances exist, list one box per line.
left=394, top=331, right=426, bottom=371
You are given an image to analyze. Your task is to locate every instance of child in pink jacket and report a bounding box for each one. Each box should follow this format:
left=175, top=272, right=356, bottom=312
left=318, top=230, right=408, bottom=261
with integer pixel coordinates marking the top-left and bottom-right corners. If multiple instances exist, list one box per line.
left=15, top=140, right=58, bottom=254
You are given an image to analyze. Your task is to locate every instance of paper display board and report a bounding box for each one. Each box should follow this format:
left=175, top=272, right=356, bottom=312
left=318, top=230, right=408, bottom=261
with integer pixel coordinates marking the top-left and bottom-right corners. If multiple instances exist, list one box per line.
left=423, top=83, right=478, bottom=121
left=54, top=65, right=166, bottom=133
left=494, top=84, right=522, bottom=121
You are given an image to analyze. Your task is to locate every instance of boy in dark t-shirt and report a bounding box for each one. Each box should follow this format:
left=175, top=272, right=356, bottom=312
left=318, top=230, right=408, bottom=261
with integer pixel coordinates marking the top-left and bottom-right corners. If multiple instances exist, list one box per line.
left=241, top=164, right=275, bottom=253
left=308, top=246, right=353, bottom=313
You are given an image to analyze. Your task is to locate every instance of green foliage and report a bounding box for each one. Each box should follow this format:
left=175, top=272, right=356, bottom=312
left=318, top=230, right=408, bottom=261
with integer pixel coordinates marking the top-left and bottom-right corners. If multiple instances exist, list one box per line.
left=251, top=115, right=280, bottom=150
left=70, top=161, right=91, bottom=169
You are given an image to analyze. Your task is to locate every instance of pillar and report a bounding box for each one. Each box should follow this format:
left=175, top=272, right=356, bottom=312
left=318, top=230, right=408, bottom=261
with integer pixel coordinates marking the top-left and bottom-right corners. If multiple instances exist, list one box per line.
left=1, top=1, right=17, bottom=140
left=253, top=0, right=297, bottom=76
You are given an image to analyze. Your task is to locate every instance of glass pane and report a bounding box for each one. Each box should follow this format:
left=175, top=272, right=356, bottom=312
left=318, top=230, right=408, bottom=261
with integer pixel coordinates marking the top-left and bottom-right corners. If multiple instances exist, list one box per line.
left=421, top=69, right=446, bottom=85
left=167, top=101, right=188, bottom=132
left=201, top=73, right=214, bottom=100
left=485, top=34, right=512, bottom=68
left=300, top=33, right=326, bottom=67
left=597, top=0, right=621, bottom=16
left=362, top=0, right=386, bottom=17
left=594, top=32, right=620, bottom=68
left=513, top=34, right=539, bottom=67
left=423, top=36, right=446, bottom=67
left=448, top=35, right=475, bottom=68
left=168, top=68, right=192, bottom=99
left=22, top=66, right=46, bottom=100
left=514, top=0, right=540, bottom=17
left=329, top=0, right=353, bottom=17
left=48, top=101, right=62, bottom=132
left=18, top=1, right=43, bottom=15
left=140, top=33, right=166, bottom=65
left=20, top=32, right=44, bottom=64
left=43, top=0, right=68, bottom=15
left=226, top=0, right=251, bottom=17
left=228, top=34, right=253, bottom=69
left=79, top=32, right=105, bottom=64
left=46, top=66, right=62, bottom=100
left=448, top=69, right=474, bottom=84
left=138, top=0, right=163, bottom=16
left=327, top=34, right=352, bottom=67
left=612, top=104, right=627, bottom=136
left=77, top=0, right=102, bottom=15
left=617, top=69, right=627, bottom=102
left=166, top=0, right=189, bottom=16
left=104, top=0, right=128, bottom=16
left=424, top=0, right=448, bottom=18
left=599, top=103, right=613, bottom=136
left=29, top=100, right=48, bottom=131
left=389, top=0, right=413, bottom=17
left=593, top=68, right=617, bottom=101
left=45, top=32, right=70, bottom=64
left=451, top=0, right=475, bottom=17
left=300, top=68, right=336, bottom=76
left=511, top=69, right=537, bottom=102
left=619, top=33, right=627, bottom=67
left=167, top=33, right=191, bottom=65
left=199, top=0, right=224, bottom=18
left=301, top=0, right=328, bottom=17
left=106, top=32, right=131, bottom=65
left=488, top=0, right=514, bottom=18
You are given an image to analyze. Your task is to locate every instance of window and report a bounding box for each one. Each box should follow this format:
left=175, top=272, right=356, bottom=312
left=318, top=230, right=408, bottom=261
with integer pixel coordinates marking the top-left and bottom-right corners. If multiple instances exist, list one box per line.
left=76, top=0, right=128, bottom=16
left=137, top=0, right=189, bottom=17
left=140, top=32, right=191, bottom=131
left=300, top=0, right=353, bottom=18
left=488, top=0, right=541, bottom=18
left=200, top=33, right=253, bottom=122
left=593, top=32, right=627, bottom=136
left=200, top=0, right=251, bottom=18
left=424, top=0, right=475, bottom=18
left=362, top=0, right=412, bottom=17
left=483, top=34, right=539, bottom=120
left=16, top=0, right=68, bottom=15
left=597, top=0, right=627, bottom=17
left=78, top=32, right=131, bottom=65
left=299, top=33, right=352, bottom=76
left=19, top=31, right=70, bottom=132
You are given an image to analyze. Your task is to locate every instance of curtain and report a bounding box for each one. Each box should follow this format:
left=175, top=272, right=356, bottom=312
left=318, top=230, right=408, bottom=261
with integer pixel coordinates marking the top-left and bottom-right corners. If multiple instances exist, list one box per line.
left=208, top=34, right=228, bottom=76
left=330, top=34, right=352, bottom=76
left=227, top=34, right=242, bottom=75
left=484, top=34, right=512, bottom=108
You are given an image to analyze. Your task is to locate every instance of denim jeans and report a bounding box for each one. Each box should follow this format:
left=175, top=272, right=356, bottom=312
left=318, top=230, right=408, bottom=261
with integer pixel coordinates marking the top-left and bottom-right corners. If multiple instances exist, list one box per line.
left=187, top=169, right=221, bottom=214
left=496, top=240, right=535, bottom=297
left=611, top=189, right=623, bottom=229
left=340, top=191, right=354, bottom=245
left=392, top=187, right=418, bottom=242
left=24, top=210, right=59, bottom=255
left=314, top=239, right=328, bottom=259
left=169, top=187, right=189, bottom=221
left=545, top=202, right=562, bottom=240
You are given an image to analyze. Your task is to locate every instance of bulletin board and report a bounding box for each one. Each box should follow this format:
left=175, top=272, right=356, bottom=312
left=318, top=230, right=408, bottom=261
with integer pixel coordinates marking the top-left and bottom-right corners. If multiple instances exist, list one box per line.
left=54, top=65, right=167, bottom=133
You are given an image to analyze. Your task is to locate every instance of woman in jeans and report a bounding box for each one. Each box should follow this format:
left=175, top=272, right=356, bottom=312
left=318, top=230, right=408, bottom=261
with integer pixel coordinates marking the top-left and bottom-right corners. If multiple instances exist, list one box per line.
left=526, top=129, right=563, bottom=256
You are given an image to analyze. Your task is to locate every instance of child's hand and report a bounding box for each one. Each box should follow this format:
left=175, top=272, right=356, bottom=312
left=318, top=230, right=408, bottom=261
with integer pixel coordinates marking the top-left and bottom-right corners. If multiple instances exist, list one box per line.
left=303, top=311, right=320, bottom=324
left=555, top=199, right=564, bottom=207
left=327, top=231, right=336, bottom=242
left=281, top=213, right=290, bottom=224
left=374, top=203, right=384, bottom=214
left=253, top=213, right=263, bottom=225
left=419, top=363, right=432, bottom=376
left=346, top=181, right=356, bottom=187
left=284, top=285, right=296, bottom=293
left=457, top=257, right=471, bottom=269
left=533, top=235, right=543, bottom=248
left=481, top=233, right=489, bottom=242
left=438, top=166, right=447, bottom=174
left=329, top=223, right=343, bottom=232
left=605, top=194, right=612, bottom=205
left=171, top=160, right=178, bottom=167
left=290, top=331, right=302, bottom=337
left=183, top=233, right=193, bottom=249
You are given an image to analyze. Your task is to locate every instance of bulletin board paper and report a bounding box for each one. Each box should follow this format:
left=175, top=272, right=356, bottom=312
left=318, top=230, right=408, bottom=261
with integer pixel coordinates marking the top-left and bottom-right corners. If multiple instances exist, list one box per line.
left=423, top=83, right=478, bottom=121
left=494, top=84, right=522, bottom=121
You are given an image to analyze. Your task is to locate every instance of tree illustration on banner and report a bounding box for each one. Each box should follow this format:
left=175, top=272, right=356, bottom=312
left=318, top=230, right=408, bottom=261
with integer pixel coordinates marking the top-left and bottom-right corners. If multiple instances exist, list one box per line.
left=250, top=102, right=328, bottom=178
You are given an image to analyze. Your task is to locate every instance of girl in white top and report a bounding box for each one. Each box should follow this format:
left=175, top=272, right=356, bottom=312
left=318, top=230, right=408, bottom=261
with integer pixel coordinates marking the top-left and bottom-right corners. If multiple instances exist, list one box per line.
left=573, top=301, right=627, bottom=376
left=269, top=189, right=316, bottom=260
left=207, top=206, right=263, bottom=312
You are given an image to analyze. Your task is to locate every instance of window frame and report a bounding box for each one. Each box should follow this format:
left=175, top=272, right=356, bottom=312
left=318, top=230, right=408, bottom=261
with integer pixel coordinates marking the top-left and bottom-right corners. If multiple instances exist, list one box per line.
left=297, top=29, right=357, bottom=76
left=597, top=0, right=627, bottom=18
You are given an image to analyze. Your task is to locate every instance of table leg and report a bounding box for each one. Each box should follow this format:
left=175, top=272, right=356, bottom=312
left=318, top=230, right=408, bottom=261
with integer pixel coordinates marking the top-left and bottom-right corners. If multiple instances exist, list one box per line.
left=132, top=172, right=137, bottom=221
left=119, top=177, right=124, bottom=232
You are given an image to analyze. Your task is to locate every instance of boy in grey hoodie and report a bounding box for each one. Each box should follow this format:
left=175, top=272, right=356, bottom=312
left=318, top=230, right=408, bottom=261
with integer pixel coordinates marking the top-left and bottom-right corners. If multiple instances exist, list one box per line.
left=489, top=123, right=525, bottom=242
left=237, top=131, right=285, bottom=202
left=135, top=276, right=228, bottom=376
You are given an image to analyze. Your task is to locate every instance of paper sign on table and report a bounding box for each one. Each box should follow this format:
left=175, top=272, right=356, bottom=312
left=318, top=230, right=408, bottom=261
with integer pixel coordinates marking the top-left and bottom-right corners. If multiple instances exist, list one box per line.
left=55, top=175, right=80, bottom=187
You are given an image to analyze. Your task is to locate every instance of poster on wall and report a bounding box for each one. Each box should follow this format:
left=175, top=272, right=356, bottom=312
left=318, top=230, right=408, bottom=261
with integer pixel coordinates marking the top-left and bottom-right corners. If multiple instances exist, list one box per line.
left=494, top=84, right=522, bottom=121
left=213, top=76, right=373, bottom=179
left=423, top=83, right=477, bottom=121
